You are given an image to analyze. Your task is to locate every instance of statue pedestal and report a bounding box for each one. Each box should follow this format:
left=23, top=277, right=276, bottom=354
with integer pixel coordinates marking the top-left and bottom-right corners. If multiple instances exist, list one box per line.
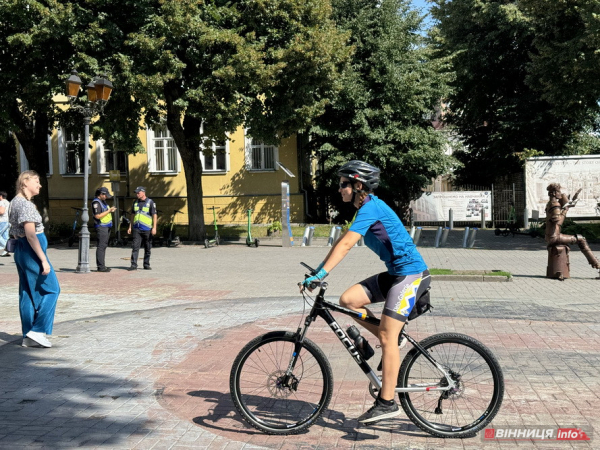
left=547, top=245, right=570, bottom=280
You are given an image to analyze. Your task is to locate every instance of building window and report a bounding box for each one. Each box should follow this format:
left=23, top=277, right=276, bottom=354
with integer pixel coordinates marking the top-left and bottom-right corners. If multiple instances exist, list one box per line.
left=200, top=131, right=229, bottom=173
left=147, top=126, right=179, bottom=173
left=97, top=140, right=127, bottom=174
left=63, top=130, right=85, bottom=174
left=245, top=131, right=278, bottom=171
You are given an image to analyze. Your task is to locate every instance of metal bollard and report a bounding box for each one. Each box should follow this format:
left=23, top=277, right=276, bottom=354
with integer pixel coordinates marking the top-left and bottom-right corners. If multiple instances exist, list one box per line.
left=413, top=227, right=422, bottom=245
left=434, top=226, right=443, bottom=248
left=409, top=226, right=416, bottom=239
left=333, top=226, right=342, bottom=243
left=327, top=226, right=337, bottom=246
left=440, top=227, right=450, bottom=247
left=467, top=227, right=478, bottom=248
left=307, top=226, right=315, bottom=246
left=480, top=210, right=486, bottom=229
left=301, top=226, right=311, bottom=246
left=523, top=208, right=529, bottom=230
left=462, top=227, right=470, bottom=248
left=449, top=208, right=454, bottom=230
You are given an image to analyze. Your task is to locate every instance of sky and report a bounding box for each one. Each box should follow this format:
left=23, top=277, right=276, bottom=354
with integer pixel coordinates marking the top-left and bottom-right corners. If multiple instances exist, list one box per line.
left=410, top=0, right=434, bottom=28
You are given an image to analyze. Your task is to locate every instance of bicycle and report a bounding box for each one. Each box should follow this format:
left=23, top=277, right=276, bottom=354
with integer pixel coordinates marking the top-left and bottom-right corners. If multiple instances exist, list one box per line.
left=68, top=207, right=83, bottom=247
left=230, top=262, right=504, bottom=437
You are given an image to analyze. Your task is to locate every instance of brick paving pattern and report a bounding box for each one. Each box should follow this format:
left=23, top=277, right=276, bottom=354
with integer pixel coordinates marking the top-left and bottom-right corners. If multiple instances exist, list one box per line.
left=0, top=229, right=597, bottom=449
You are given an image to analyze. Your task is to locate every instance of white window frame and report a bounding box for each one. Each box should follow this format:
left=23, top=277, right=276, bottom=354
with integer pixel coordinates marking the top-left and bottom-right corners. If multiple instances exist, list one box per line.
left=96, top=140, right=127, bottom=175
left=58, top=128, right=95, bottom=176
left=18, top=133, right=53, bottom=176
left=199, top=125, right=230, bottom=173
left=146, top=125, right=181, bottom=174
left=244, top=130, right=279, bottom=172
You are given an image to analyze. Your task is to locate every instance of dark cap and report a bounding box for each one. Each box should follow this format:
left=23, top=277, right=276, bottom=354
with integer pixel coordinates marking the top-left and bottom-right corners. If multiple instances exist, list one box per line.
left=96, top=187, right=113, bottom=198
left=134, top=186, right=146, bottom=193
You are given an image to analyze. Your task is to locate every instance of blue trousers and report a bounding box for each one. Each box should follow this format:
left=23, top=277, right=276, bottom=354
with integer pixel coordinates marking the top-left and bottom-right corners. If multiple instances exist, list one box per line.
left=14, top=234, right=60, bottom=337
left=0, top=222, right=9, bottom=249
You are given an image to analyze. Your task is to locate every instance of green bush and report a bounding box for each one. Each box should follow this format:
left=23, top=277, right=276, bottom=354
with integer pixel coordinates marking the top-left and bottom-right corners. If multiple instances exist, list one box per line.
left=267, top=220, right=283, bottom=234
left=561, top=221, right=600, bottom=242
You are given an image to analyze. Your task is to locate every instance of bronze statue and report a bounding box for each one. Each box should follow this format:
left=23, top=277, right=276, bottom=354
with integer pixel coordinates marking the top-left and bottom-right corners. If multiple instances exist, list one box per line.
left=545, top=183, right=600, bottom=277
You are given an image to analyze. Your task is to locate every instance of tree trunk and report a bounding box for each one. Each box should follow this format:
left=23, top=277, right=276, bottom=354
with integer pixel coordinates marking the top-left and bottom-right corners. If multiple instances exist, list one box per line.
left=12, top=105, right=51, bottom=223
left=164, top=88, right=206, bottom=241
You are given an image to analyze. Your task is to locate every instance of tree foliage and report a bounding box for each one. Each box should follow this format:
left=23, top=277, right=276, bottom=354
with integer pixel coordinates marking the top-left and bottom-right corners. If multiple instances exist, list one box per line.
left=90, top=0, right=351, bottom=239
left=310, top=0, right=454, bottom=218
left=0, top=0, right=86, bottom=217
left=430, top=0, right=600, bottom=185
left=521, top=0, right=600, bottom=128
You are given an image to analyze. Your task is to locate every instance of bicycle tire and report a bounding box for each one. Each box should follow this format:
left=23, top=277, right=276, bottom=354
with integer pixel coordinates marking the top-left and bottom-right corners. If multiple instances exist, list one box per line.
left=230, top=331, right=333, bottom=435
left=68, top=236, right=75, bottom=247
left=398, top=332, right=504, bottom=438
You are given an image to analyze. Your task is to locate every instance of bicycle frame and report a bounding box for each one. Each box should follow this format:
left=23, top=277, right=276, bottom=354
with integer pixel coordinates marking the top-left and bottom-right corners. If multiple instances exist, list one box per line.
left=287, top=283, right=456, bottom=394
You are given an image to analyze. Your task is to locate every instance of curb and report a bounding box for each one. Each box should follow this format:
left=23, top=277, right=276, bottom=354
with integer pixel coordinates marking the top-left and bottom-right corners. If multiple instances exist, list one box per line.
left=431, top=275, right=513, bottom=282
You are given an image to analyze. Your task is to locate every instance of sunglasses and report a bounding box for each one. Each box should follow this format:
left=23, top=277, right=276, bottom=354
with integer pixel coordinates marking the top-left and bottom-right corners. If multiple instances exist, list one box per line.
left=339, top=181, right=352, bottom=189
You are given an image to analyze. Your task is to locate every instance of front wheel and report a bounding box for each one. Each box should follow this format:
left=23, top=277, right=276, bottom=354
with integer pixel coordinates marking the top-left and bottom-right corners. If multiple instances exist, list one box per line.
left=398, top=333, right=504, bottom=438
left=230, top=331, right=333, bottom=435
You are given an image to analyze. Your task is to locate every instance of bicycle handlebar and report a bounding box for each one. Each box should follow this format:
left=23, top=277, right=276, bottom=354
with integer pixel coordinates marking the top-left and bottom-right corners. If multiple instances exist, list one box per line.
left=300, top=262, right=316, bottom=275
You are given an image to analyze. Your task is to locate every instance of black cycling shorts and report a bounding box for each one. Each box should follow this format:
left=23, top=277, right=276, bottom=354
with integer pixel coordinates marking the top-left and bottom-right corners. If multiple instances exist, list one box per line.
left=359, top=270, right=431, bottom=322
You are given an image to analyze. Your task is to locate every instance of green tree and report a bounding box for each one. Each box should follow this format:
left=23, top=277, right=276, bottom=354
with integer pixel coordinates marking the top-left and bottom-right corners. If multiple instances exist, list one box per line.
left=522, top=0, right=600, bottom=131
left=429, top=0, right=588, bottom=185
left=93, top=0, right=350, bottom=240
left=310, top=0, right=454, bottom=217
left=0, top=134, right=19, bottom=198
left=0, top=0, right=86, bottom=218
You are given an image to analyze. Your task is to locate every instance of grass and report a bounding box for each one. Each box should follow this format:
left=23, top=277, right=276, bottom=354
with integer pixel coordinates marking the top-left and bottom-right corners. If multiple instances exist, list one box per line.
left=430, top=268, right=512, bottom=277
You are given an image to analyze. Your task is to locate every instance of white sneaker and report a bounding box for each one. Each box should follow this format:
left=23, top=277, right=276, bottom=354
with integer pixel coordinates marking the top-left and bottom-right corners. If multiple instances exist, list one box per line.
left=25, top=331, right=52, bottom=348
left=21, top=337, right=42, bottom=347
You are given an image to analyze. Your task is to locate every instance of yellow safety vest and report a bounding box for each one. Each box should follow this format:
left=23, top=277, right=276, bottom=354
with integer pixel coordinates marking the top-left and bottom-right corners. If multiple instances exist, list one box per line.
left=133, top=199, right=154, bottom=231
left=93, top=199, right=112, bottom=228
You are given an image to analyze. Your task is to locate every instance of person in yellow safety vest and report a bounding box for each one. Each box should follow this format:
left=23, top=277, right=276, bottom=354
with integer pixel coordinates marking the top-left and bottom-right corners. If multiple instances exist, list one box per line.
left=92, top=187, right=116, bottom=272
left=127, top=186, right=158, bottom=271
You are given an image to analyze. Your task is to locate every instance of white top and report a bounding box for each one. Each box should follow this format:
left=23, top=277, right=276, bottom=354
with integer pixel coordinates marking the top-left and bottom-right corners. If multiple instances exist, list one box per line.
left=0, top=199, right=9, bottom=223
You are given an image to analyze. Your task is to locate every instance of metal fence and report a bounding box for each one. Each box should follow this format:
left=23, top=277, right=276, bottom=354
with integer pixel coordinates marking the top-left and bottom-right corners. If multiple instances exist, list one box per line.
left=414, top=174, right=526, bottom=228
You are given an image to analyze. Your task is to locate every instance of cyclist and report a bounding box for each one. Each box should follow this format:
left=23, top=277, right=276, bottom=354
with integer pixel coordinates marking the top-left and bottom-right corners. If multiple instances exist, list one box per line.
left=302, top=160, right=430, bottom=424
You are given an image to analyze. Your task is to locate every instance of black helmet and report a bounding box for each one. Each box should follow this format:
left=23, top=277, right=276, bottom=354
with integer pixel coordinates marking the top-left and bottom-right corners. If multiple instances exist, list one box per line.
left=337, top=160, right=380, bottom=191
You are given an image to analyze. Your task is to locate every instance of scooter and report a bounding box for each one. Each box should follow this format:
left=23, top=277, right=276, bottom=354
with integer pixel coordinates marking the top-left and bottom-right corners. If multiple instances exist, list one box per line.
left=246, top=209, right=260, bottom=247
left=109, top=213, right=131, bottom=247
left=205, top=206, right=220, bottom=248
left=68, top=207, right=83, bottom=247
left=164, top=209, right=183, bottom=247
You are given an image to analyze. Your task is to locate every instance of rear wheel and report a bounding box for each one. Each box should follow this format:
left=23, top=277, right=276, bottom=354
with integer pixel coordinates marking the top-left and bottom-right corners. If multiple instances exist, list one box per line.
left=398, top=333, right=504, bottom=438
left=230, top=331, right=333, bottom=435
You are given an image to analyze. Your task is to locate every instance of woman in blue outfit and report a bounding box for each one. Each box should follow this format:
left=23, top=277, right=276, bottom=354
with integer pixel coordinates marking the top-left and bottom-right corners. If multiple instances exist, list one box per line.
left=302, top=160, right=430, bottom=424
left=9, top=170, right=60, bottom=348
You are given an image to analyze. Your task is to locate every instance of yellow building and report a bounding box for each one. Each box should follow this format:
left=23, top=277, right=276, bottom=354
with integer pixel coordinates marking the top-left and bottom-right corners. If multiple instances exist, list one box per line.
left=15, top=124, right=307, bottom=228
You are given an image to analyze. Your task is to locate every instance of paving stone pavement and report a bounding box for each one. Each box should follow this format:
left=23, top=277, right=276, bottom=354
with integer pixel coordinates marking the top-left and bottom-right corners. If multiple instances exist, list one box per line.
left=0, top=230, right=598, bottom=449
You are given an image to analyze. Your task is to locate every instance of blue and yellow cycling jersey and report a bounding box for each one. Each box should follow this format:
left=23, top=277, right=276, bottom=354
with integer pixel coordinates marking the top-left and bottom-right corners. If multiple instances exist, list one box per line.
left=349, top=194, right=427, bottom=276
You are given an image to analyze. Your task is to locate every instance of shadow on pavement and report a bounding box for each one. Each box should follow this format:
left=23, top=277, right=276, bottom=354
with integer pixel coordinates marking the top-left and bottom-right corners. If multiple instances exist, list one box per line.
left=0, top=343, right=151, bottom=447
left=188, top=389, right=424, bottom=442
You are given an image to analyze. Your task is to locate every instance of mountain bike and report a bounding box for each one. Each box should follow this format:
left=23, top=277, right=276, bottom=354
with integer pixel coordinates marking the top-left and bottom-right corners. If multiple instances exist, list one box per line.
left=230, top=263, right=504, bottom=437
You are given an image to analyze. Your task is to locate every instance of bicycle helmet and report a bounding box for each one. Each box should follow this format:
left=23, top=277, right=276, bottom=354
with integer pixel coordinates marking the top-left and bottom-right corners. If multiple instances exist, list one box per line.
left=337, top=160, right=381, bottom=191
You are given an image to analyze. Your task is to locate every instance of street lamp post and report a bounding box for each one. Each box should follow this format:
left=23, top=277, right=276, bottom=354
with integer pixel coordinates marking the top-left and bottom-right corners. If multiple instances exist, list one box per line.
left=65, top=70, right=114, bottom=273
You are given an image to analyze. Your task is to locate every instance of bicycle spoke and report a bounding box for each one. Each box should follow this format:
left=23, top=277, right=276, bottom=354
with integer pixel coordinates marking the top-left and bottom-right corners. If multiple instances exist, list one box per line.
left=400, top=337, right=502, bottom=435
left=234, top=335, right=329, bottom=431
